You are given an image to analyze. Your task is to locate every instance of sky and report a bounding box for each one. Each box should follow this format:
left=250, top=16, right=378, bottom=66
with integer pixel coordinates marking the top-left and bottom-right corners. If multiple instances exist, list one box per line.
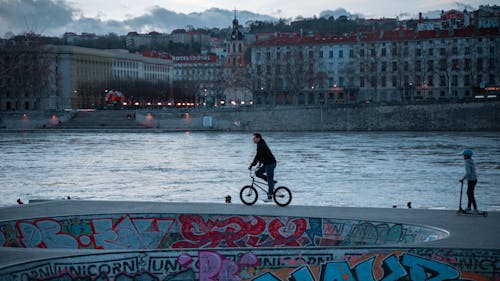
left=0, top=0, right=498, bottom=37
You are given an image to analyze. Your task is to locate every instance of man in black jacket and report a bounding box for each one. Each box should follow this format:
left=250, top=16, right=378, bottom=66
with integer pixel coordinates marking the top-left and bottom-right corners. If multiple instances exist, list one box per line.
left=248, top=133, right=277, bottom=202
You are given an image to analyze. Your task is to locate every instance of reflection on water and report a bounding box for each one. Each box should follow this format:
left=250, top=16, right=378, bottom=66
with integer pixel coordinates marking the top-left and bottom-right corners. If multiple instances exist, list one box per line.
left=1, top=131, right=499, bottom=210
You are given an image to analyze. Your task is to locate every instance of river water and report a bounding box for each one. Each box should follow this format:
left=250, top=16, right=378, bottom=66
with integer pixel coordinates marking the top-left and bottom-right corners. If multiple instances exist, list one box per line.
left=0, top=131, right=499, bottom=210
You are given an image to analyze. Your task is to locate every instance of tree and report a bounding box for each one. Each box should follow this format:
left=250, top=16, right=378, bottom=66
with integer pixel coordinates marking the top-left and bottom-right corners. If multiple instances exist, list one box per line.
left=0, top=33, right=57, bottom=111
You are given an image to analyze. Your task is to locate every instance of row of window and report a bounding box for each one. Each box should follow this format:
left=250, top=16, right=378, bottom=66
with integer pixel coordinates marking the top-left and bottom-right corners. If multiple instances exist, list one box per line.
left=255, top=43, right=497, bottom=62
left=256, top=72, right=496, bottom=90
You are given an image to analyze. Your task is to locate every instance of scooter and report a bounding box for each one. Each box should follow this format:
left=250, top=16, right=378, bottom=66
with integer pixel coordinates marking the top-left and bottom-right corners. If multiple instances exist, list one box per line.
left=457, top=181, right=488, bottom=217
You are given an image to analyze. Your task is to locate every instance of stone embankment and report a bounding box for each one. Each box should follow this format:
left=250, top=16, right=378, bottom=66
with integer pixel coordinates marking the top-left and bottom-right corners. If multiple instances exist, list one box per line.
left=1, top=101, right=499, bottom=131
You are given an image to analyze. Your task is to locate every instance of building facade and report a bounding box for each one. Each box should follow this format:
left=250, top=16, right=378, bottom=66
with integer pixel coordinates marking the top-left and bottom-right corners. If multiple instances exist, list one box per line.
left=0, top=45, right=173, bottom=111
left=172, top=54, right=225, bottom=107
left=250, top=26, right=499, bottom=105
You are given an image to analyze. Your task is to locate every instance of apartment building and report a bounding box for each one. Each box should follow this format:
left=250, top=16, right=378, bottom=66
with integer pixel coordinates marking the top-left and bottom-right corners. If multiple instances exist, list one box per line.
left=250, top=26, right=499, bottom=105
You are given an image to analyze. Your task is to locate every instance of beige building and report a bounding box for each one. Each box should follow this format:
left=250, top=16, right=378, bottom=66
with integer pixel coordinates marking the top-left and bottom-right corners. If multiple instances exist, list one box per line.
left=0, top=45, right=173, bottom=111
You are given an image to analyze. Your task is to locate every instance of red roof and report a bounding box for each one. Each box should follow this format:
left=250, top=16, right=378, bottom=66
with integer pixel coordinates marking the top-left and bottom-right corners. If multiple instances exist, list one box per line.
left=253, top=27, right=499, bottom=47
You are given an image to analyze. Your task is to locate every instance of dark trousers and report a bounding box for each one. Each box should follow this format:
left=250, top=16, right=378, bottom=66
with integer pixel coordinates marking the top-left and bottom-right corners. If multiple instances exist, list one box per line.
left=255, top=163, right=276, bottom=198
left=467, top=180, right=478, bottom=210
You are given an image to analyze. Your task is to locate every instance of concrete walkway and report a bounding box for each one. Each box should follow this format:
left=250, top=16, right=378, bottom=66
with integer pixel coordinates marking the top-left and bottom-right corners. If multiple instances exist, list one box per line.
left=0, top=200, right=499, bottom=267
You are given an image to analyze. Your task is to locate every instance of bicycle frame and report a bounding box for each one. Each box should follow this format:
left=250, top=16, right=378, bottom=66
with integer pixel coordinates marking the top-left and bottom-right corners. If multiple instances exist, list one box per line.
left=250, top=171, right=270, bottom=194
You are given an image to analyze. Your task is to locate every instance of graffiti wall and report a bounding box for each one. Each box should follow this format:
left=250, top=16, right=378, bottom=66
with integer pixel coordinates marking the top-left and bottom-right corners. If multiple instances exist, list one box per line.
left=0, top=214, right=447, bottom=250
left=0, top=247, right=498, bottom=280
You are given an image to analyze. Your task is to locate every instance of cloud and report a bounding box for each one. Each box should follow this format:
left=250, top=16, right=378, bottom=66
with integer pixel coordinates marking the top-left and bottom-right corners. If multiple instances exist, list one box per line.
left=319, top=8, right=363, bottom=19
left=0, top=0, right=276, bottom=37
left=0, top=0, right=76, bottom=36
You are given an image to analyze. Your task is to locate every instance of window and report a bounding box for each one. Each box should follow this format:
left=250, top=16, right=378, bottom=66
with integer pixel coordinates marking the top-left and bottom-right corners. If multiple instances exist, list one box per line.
left=392, top=61, right=397, bottom=72
left=360, top=77, right=365, bottom=88
left=338, top=50, right=343, bottom=58
left=464, top=59, right=471, bottom=70
left=440, top=75, right=446, bottom=86
left=439, top=59, right=447, bottom=70
left=329, top=50, right=334, bottom=58
left=464, top=75, right=470, bottom=86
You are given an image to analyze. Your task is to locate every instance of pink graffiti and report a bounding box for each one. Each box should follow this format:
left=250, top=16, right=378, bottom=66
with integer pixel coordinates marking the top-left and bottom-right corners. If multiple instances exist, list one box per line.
left=178, top=253, right=194, bottom=268
left=199, top=251, right=258, bottom=281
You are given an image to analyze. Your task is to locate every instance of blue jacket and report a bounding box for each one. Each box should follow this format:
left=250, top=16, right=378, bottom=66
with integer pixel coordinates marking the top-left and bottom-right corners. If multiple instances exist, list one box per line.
left=463, top=158, right=477, bottom=181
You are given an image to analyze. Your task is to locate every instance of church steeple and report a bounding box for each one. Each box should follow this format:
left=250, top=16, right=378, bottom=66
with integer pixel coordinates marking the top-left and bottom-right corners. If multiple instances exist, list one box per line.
left=230, top=9, right=243, bottom=41
left=227, top=10, right=245, bottom=67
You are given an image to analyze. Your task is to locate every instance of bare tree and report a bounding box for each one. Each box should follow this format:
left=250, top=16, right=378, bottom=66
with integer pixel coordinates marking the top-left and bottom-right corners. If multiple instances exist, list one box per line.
left=0, top=33, right=56, bottom=111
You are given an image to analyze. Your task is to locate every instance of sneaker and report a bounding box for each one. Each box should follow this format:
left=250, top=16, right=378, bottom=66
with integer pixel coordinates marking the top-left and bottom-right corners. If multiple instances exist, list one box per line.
left=273, top=180, right=278, bottom=184
left=465, top=207, right=471, bottom=212
left=261, top=198, right=273, bottom=203
left=472, top=209, right=479, bottom=214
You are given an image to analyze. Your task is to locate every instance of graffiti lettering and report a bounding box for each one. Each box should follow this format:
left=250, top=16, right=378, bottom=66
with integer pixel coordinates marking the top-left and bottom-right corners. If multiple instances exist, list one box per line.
left=174, top=215, right=267, bottom=248
left=3, top=214, right=449, bottom=250
left=0, top=250, right=496, bottom=281
left=17, top=220, right=78, bottom=248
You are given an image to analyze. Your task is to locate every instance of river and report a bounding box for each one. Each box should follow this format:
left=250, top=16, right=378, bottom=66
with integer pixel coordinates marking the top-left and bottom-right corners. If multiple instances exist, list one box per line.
left=1, top=131, right=499, bottom=210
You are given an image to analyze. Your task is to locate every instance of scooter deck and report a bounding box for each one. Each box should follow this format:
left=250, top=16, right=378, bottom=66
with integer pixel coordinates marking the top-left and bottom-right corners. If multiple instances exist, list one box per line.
left=456, top=209, right=488, bottom=217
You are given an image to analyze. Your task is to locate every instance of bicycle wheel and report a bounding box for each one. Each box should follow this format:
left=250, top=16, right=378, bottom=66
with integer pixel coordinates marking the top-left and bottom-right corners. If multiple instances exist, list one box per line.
left=273, top=186, right=292, bottom=206
left=240, top=185, right=258, bottom=205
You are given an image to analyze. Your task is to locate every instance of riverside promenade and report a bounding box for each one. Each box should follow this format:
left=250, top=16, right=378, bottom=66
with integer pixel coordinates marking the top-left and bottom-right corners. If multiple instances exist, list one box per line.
left=0, top=200, right=498, bottom=280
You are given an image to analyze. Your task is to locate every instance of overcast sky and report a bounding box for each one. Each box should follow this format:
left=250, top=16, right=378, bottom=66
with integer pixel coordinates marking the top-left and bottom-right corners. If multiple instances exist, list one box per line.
left=0, top=0, right=497, bottom=37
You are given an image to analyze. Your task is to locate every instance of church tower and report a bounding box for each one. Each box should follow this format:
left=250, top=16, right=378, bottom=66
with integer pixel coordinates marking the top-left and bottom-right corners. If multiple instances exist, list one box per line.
left=227, top=11, right=245, bottom=67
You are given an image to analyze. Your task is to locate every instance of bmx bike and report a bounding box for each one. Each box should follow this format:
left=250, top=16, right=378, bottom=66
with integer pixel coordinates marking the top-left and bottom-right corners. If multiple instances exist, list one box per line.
left=240, top=170, right=292, bottom=206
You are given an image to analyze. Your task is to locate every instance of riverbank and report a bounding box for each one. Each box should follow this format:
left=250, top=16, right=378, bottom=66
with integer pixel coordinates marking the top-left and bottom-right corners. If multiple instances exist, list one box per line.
left=1, top=101, right=499, bottom=131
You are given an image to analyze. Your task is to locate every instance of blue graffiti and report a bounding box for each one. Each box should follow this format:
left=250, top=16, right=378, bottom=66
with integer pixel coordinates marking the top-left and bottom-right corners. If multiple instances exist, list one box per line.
left=253, top=253, right=465, bottom=281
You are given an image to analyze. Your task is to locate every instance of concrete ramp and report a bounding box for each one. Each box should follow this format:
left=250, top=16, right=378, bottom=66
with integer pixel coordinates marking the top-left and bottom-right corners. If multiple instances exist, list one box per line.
left=0, top=200, right=498, bottom=280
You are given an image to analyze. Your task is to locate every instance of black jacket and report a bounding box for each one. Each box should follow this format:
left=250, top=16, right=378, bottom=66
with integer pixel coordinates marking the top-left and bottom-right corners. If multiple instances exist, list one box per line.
left=251, top=139, right=276, bottom=166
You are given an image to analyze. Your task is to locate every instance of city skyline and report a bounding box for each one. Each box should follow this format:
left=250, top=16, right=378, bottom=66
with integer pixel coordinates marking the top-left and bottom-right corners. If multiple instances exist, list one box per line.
left=0, top=0, right=498, bottom=37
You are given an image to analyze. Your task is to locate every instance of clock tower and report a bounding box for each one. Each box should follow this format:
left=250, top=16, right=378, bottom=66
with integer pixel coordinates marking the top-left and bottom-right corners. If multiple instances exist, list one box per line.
left=227, top=11, right=245, bottom=67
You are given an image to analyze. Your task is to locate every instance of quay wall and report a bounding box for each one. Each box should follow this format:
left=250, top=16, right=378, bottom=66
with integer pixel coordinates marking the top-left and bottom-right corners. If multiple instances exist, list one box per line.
left=141, top=102, right=500, bottom=131
left=1, top=102, right=499, bottom=131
